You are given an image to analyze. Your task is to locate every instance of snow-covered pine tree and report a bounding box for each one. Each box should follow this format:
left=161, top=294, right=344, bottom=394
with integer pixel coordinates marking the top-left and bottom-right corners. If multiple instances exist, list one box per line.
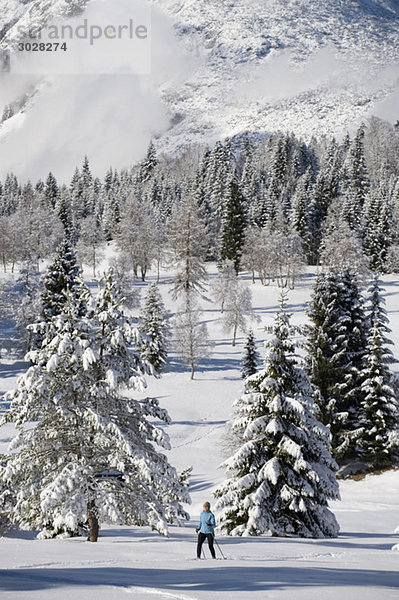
left=139, top=283, right=168, bottom=374
left=241, top=329, right=260, bottom=378
left=306, top=269, right=367, bottom=464
left=241, top=145, right=261, bottom=223
left=139, top=141, right=158, bottom=183
left=0, top=271, right=190, bottom=541
left=291, top=169, right=313, bottom=263
left=363, top=184, right=393, bottom=273
left=358, top=276, right=399, bottom=469
left=215, top=297, right=339, bottom=538
left=101, top=167, right=121, bottom=241
left=308, top=139, right=342, bottom=264
left=207, top=140, right=231, bottom=227
left=1, top=173, right=20, bottom=216
left=70, top=166, right=84, bottom=222
left=306, top=270, right=347, bottom=426
left=81, top=156, right=95, bottom=218
left=41, top=240, right=86, bottom=322
left=342, top=124, right=369, bottom=215
left=55, top=186, right=74, bottom=239
left=44, top=172, right=59, bottom=209
left=15, top=259, right=43, bottom=352
left=219, top=173, right=247, bottom=274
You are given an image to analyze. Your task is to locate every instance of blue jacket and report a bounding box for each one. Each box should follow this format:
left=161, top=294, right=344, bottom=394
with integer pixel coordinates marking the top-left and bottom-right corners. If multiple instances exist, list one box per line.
left=199, top=511, right=215, bottom=534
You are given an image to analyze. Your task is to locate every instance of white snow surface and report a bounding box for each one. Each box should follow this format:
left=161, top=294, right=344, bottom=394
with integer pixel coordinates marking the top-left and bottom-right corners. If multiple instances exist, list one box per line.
left=1, top=259, right=399, bottom=599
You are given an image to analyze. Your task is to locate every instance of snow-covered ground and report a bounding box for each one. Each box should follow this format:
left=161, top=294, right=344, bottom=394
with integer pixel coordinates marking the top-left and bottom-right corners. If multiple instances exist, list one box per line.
left=0, top=262, right=399, bottom=599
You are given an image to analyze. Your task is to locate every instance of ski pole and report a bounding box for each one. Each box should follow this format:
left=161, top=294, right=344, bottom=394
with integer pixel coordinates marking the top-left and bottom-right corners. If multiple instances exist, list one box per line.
left=213, top=535, right=226, bottom=559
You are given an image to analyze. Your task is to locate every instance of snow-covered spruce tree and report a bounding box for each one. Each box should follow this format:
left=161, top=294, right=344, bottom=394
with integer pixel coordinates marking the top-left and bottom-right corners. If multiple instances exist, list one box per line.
left=241, top=329, right=260, bottom=379
left=101, top=167, right=121, bottom=241
left=306, top=269, right=367, bottom=464
left=206, top=140, right=232, bottom=244
left=41, top=239, right=86, bottom=322
left=139, top=283, right=168, bottom=374
left=139, top=141, right=158, bottom=183
left=174, top=295, right=212, bottom=380
left=342, top=124, right=369, bottom=214
left=15, top=259, right=43, bottom=352
left=55, top=185, right=74, bottom=240
left=0, top=271, right=190, bottom=541
left=363, top=185, right=393, bottom=273
left=214, top=298, right=339, bottom=538
left=307, top=139, right=342, bottom=264
left=44, top=172, right=59, bottom=209
left=358, top=277, right=399, bottom=469
left=219, top=174, right=247, bottom=274
left=291, top=169, right=313, bottom=264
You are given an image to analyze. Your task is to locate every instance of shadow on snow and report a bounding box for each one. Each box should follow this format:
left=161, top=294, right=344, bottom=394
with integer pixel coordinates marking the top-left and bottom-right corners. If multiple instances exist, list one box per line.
left=1, top=564, right=398, bottom=593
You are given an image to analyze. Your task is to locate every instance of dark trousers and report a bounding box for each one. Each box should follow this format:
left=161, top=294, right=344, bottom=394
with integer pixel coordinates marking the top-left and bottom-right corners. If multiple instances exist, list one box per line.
left=197, top=532, right=216, bottom=558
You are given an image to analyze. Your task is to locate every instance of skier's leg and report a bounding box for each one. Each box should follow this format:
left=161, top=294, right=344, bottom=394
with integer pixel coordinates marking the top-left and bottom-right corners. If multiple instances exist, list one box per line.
left=207, top=534, right=216, bottom=558
left=197, top=533, right=205, bottom=558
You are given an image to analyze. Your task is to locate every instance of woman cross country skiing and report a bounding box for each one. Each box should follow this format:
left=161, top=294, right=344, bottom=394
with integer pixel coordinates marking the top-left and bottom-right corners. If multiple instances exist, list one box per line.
left=196, top=501, right=216, bottom=559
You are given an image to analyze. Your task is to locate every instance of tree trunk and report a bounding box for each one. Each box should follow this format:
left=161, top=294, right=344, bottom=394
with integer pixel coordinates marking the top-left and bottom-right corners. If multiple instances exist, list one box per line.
left=190, top=362, right=195, bottom=380
left=232, top=323, right=237, bottom=347
left=87, top=500, right=99, bottom=542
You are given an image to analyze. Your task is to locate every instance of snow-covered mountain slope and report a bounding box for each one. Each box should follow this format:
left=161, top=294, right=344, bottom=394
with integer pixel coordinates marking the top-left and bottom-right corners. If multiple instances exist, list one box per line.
left=152, top=0, right=399, bottom=150
left=1, top=0, right=399, bottom=180
left=0, top=1, right=89, bottom=48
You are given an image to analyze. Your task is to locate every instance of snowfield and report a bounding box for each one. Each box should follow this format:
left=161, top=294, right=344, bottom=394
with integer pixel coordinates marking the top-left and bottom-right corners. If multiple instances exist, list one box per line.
left=1, top=262, right=399, bottom=599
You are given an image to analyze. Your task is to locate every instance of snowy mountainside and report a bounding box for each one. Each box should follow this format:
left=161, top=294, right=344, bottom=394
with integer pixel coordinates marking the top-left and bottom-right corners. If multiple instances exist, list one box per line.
left=151, top=0, right=399, bottom=151
left=154, top=0, right=399, bottom=62
left=1, top=0, right=399, bottom=179
left=0, top=0, right=89, bottom=49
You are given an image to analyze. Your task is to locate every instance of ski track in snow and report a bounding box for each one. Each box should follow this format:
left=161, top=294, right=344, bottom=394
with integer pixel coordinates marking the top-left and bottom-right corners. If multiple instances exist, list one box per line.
left=171, top=422, right=225, bottom=449
left=123, top=588, right=199, bottom=600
